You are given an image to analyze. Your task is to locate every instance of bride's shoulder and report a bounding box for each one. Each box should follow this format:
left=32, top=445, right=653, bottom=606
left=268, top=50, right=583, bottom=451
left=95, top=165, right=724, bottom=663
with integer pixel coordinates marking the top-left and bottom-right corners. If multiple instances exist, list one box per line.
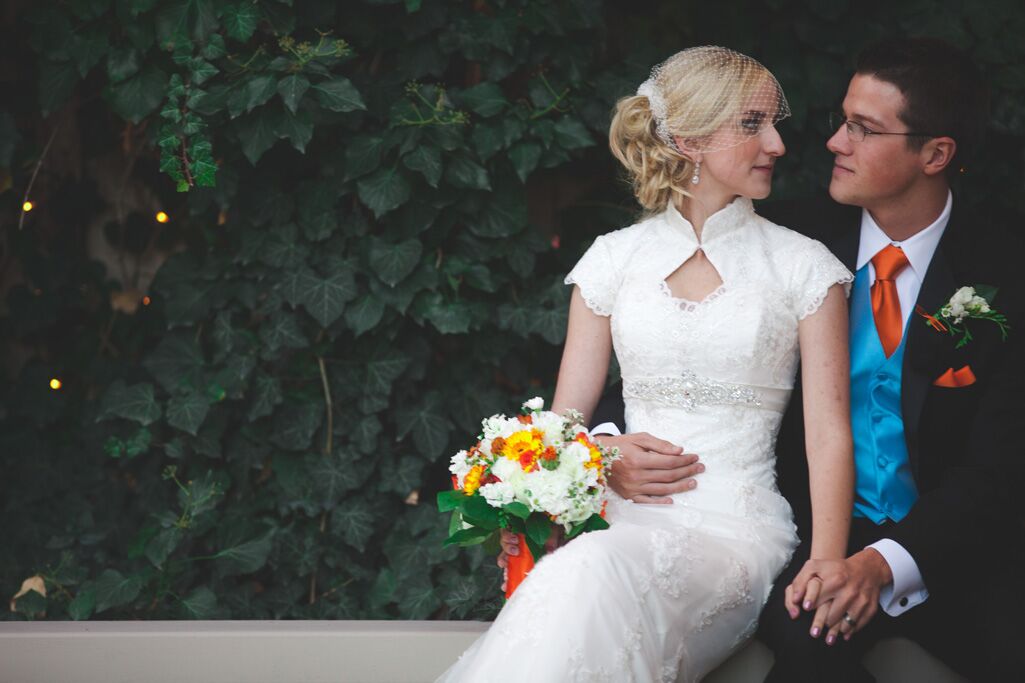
left=750, top=212, right=835, bottom=259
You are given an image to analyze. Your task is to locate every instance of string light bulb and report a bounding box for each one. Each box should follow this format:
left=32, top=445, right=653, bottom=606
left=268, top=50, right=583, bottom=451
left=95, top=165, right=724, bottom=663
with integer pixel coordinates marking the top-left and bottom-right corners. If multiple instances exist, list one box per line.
left=155, top=211, right=169, bottom=223
left=23, top=201, right=34, bottom=212
left=49, top=378, right=62, bottom=390
left=142, top=295, right=151, bottom=306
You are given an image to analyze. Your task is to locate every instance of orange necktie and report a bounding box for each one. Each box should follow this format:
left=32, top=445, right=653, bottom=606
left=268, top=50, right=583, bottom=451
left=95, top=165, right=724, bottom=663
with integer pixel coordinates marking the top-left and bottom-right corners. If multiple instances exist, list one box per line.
left=871, top=244, right=910, bottom=357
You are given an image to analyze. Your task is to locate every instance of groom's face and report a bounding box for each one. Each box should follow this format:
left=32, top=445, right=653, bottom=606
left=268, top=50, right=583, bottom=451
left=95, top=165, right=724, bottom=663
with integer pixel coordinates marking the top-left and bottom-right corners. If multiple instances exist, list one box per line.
left=826, top=74, right=923, bottom=211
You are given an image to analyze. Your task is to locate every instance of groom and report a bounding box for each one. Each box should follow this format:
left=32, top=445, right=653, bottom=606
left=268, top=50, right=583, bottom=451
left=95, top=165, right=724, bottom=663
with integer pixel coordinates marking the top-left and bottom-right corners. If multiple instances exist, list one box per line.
left=590, top=38, right=1025, bottom=681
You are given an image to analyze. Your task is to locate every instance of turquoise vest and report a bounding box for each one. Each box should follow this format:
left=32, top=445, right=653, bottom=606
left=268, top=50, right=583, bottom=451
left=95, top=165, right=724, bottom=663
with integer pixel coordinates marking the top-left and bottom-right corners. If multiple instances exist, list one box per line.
left=850, top=265, right=919, bottom=523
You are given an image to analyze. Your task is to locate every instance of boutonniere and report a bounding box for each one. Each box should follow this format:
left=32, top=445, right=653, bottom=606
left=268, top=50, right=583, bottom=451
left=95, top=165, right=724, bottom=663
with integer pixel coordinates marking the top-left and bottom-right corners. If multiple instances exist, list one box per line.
left=917, top=285, right=1009, bottom=349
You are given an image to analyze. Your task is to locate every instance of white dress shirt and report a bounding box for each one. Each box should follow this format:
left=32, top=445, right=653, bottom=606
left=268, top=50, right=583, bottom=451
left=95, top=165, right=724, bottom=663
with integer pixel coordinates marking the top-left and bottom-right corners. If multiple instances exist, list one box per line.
left=856, top=190, right=951, bottom=616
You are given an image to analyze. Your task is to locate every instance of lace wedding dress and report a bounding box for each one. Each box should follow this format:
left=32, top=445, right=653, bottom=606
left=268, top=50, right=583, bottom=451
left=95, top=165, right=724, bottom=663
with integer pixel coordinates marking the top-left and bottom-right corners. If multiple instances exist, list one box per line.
left=437, top=198, right=852, bottom=683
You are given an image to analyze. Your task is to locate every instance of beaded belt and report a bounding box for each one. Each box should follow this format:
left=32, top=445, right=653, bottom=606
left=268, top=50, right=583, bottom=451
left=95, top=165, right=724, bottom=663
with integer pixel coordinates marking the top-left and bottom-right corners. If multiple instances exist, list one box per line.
left=623, top=371, right=790, bottom=413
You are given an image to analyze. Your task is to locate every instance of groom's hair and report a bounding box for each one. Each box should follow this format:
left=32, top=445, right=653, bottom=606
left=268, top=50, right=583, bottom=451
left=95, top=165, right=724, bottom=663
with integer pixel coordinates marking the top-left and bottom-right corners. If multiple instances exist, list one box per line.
left=856, top=37, right=987, bottom=175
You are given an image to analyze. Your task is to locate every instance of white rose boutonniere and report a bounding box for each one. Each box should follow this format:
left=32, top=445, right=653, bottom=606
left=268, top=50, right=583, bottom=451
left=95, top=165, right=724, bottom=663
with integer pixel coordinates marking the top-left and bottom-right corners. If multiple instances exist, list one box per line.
left=917, top=285, right=1009, bottom=349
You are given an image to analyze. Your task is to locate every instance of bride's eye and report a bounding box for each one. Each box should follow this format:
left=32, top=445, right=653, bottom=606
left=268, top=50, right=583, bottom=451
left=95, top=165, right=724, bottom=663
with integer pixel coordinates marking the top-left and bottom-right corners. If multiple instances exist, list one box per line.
left=740, top=111, right=767, bottom=133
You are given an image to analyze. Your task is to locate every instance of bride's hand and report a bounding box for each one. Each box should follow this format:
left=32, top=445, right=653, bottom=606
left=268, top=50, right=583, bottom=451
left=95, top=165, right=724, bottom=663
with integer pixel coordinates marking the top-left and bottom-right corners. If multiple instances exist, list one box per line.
left=497, top=527, right=565, bottom=591
left=594, top=432, right=703, bottom=504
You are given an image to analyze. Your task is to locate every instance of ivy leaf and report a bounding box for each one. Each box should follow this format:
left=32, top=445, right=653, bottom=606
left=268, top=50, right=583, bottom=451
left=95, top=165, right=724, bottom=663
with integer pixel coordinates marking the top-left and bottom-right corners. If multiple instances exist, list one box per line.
left=71, top=29, right=109, bottom=77
left=271, top=402, right=323, bottom=451
left=296, top=182, right=338, bottom=241
left=394, top=392, right=452, bottom=461
left=363, top=348, right=411, bottom=396
left=93, top=569, right=143, bottom=614
left=259, top=311, right=309, bottom=352
left=397, top=575, right=442, bottom=619
left=248, top=374, right=283, bottom=421
left=166, top=391, right=211, bottom=436
left=368, top=237, right=422, bottom=287
left=68, top=588, right=96, bottom=621
left=38, top=61, right=78, bottom=116
left=416, top=292, right=476, bottom=335
left=179, top=586, right=218, bottom=619
left=331, top=498, right=376, bottom=552
left=106, top=66, right=167, bottom=123
left=456, top=82, right=507, bottom=117
left=351, top=414, right=383, bottom=454
left=553, top=117, right=594, bottom=150
left=143, top=334, right=204, bottom=393
left=344, top=293, right=385, bottom=337
left=144, top=527, right=183, bottom=568
left=344, top=135, right=385, bottom=181
left=275, top=108, right=314, bottom=153
left=357, top=166, right=412, bottom=218
left=215, top=533, right=273, bottom=575
left=237, top=110, right=278, bottom=164
left=402, top=145, right=443, bottom=187
left=245, top=74, right=278, bottom=112
left=473, top=190, right=527, bottom=238
left=444, top=155, right=491, bottom=190
left=312, top=77, right=366, bottom=112
left=293, top=267, right=357, bottom=328
left=508, top=141, right=541, bottom=183
left=277, top=74, right=310, bottom=114
left=223, top=1, right=259, bottom=41
left=98, top=380, right=162, bottom=426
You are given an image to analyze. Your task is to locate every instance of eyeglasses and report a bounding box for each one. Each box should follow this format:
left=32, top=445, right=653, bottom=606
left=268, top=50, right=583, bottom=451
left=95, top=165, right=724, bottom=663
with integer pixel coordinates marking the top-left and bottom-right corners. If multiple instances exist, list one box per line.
left=829, top=113, right=939, bottom=142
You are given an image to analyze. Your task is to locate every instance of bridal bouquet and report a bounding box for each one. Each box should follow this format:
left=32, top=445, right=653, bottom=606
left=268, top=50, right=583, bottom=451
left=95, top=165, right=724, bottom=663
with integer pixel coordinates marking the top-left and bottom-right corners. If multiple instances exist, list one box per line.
left=437, top=397, right=619, bottom=597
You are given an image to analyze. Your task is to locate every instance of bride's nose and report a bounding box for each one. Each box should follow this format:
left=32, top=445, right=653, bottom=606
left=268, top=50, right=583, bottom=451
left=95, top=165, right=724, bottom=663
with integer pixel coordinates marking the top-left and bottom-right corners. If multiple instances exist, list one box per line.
left=762, top=125, right=785, bottom=157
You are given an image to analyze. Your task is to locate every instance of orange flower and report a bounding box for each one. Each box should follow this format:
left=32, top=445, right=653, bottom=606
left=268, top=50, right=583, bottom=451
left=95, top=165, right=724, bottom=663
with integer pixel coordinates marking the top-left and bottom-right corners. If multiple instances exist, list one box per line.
left=504, top=429, right=544, bottom=472
left=491, top=437, right=507, bottom=457
left=517, top=414, right=533, bottom=425
left=540, top=446, right=557, bottom=462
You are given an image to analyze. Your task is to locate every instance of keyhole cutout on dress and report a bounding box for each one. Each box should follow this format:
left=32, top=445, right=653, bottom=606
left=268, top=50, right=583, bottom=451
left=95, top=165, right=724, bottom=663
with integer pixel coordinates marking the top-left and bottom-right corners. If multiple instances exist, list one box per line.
left=663, top=249, right=724, bottom=303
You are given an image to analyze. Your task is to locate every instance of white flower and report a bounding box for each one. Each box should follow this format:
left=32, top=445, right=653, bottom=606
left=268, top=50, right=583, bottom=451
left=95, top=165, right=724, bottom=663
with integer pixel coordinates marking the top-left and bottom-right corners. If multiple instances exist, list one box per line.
left=951, top=286, right=975, bottom=305
left=449, top=449, right=471, bottom=487
left=532, top=412, right=565, bottom=446
left=481, top=415, right=518, bottom=440
left=948, top=302, right=966, bottom=322
left=522, top=397, right=545, bottom=412
left=479, top=482, right=516, bottom=507
left=561, top=441, right=592, bottom=466
left=491, top=457, right=523, bottom=484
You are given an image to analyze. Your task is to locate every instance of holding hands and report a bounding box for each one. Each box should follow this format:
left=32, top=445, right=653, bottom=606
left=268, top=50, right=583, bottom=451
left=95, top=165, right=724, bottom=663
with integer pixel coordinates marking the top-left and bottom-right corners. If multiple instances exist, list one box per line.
left=785, top=549, right=893, bottom=644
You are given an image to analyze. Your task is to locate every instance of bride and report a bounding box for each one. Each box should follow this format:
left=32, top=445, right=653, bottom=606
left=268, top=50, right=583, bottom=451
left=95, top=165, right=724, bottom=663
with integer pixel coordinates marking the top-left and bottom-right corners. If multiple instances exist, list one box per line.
left=437, top=46, right=854, bottom=682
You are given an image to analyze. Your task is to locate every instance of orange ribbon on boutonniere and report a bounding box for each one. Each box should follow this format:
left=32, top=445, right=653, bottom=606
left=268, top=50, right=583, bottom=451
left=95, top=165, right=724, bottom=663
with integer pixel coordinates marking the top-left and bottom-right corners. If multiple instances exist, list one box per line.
left=916, top=285, right=1009, bottom=349
left=934, top=365, right=976, bottom=388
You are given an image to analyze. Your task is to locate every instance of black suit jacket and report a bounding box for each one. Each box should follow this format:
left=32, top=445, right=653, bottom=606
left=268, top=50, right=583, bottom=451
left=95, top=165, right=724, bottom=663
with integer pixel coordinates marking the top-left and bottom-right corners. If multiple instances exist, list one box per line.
left=592, top=194, right=1025, bottom=598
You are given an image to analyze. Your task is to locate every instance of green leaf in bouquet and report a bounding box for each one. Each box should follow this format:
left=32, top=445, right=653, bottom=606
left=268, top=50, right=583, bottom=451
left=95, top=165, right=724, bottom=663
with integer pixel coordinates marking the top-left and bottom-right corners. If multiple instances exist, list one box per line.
left=437, top=489, right=468, bottom=512
left=462, top=495, right=501, bottom=530
left=525, top=512, right=551, bottom=556
left=443, top=526, right=492, bottom=547
left=504, top=501, right=531, bottom=520
left=583, top=514, right=610, bottom=533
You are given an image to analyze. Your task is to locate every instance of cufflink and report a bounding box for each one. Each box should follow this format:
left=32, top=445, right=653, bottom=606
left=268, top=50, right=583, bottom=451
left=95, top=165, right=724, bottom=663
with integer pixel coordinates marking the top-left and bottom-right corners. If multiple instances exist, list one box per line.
left=899, top=597, right=909, bottom=607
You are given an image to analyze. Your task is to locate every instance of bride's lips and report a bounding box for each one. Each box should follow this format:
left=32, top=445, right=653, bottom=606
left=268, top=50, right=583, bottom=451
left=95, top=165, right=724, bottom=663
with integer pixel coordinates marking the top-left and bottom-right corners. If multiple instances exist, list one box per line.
left=832, top=162, right=854, bottom=176
left=753, top=164, right=774, bottom=174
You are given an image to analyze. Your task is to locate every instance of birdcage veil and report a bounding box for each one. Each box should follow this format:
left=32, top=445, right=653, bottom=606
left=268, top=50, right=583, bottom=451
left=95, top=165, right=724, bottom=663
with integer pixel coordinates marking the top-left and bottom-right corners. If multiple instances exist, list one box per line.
left=636, top=46, right=790, bottom=153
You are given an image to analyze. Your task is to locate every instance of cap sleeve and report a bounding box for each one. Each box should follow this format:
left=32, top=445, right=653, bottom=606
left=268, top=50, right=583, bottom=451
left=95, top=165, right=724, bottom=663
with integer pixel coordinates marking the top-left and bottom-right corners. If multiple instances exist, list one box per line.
left=791, top=238, right=854, bottom=320
left=565, top=234, right=619, bottom=317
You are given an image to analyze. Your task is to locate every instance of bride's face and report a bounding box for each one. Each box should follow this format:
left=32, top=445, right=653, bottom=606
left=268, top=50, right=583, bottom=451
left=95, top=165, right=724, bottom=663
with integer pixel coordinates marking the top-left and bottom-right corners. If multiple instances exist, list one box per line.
left=678, top=79, right=787, bottom=204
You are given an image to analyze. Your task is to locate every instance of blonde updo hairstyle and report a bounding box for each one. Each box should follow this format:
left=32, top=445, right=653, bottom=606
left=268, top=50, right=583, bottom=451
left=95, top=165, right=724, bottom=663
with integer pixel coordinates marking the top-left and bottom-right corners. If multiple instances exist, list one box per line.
left=609, top=47, right=778, bottom=213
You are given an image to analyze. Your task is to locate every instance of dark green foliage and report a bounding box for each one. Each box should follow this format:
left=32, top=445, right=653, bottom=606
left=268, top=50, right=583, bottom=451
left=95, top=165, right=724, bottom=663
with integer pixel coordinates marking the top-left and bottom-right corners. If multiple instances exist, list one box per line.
left=2, top=0, right=1024, bottom=623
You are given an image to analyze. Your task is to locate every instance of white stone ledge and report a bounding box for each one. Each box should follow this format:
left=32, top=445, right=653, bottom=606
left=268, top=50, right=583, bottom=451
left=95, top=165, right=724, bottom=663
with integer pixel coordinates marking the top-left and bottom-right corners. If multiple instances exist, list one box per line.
left=0, top=621, right=966, bottom=683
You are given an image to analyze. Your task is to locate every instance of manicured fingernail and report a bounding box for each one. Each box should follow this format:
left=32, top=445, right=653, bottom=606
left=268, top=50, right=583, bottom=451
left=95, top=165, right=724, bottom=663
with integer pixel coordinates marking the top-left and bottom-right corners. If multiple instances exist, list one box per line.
left=688, top=480, right=696, bottom=488
left=697, top=464, right=705, bottom=472
left=788, top=609, right=798, bottom=619
left=803, top=601, right=812, bottom=610
left=810, top=627, right=820, bottom=637
left=844, top=633, right=851, bottom=642
left=826, top=634, right=836, bottom=645
left=510, top=547, right=519, bottom=555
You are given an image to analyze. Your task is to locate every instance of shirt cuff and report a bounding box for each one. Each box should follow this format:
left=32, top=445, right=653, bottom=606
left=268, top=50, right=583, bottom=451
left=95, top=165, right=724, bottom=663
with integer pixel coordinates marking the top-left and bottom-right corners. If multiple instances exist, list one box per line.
left=589, top=422, right=622, bottom=437
left=868, top=538, right=929, bottom=616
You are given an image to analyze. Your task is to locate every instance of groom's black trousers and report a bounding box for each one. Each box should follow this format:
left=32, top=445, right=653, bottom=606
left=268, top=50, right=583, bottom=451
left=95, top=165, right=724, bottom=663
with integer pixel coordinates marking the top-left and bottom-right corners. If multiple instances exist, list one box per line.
left=758, top=517, right=1025, bottom=683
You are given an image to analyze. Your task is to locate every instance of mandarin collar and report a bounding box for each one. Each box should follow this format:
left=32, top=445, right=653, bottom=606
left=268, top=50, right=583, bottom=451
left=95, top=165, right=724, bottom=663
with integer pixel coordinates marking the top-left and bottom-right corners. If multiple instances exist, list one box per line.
left=662, top=197, right=753, bottom=247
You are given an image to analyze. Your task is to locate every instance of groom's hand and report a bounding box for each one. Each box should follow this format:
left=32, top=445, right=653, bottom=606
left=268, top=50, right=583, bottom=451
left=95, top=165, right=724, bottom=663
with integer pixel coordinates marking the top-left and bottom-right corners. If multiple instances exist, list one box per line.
left=787, top=549, right=892, bottom=641
left=594, top=433, right=703, bottom=504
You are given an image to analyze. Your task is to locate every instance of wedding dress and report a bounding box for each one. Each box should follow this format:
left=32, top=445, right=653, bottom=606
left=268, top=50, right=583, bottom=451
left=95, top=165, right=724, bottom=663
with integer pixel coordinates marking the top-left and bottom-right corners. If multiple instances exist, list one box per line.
left=437, top=198, right=852, bottom=683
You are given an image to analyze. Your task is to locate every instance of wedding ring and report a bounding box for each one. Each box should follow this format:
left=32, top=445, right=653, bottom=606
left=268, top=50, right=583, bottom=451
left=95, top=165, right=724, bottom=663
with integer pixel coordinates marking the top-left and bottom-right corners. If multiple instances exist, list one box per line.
left=842, top=613, right=857, bottom=627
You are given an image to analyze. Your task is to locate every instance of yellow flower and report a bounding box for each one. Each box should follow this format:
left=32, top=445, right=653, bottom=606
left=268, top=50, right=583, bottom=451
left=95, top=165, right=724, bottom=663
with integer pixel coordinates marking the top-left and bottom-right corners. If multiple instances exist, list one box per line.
left=503, top=429, right=544, bottom=472
left=463, top=465, right=485, bottom=495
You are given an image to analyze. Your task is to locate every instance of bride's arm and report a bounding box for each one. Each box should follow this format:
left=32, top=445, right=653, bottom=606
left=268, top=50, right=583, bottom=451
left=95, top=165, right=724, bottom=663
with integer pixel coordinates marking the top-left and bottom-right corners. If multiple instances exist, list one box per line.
left=550, top=286, right=613, bottom=422
left=796, top=283, right=854, bottom=562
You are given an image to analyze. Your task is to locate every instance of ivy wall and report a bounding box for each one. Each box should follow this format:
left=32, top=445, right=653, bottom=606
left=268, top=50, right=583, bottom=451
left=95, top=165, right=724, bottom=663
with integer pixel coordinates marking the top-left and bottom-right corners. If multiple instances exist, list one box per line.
left=2, top=0, right=1023, bottom=621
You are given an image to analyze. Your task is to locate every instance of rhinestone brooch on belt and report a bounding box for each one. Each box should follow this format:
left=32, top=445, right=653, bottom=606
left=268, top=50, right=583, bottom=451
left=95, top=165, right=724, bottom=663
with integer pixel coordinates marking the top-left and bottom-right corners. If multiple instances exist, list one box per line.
left=623, top=371, right=762, bottom=411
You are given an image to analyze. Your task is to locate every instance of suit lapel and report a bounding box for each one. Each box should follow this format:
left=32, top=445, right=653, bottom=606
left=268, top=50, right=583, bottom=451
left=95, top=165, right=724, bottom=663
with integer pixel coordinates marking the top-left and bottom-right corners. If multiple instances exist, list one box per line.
left=901, top=205, right=963, bottom=470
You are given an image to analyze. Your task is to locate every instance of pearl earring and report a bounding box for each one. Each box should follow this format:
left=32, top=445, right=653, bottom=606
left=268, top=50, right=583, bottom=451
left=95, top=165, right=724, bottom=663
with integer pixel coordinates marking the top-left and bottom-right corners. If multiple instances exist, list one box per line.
left=691, top=161, right=701, bottom=185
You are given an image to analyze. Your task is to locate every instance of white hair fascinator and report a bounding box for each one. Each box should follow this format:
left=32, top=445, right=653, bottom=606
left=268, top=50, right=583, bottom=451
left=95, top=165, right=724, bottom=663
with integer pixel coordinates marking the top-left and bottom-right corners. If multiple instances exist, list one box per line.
left=636, top=46, right=790, bottom=153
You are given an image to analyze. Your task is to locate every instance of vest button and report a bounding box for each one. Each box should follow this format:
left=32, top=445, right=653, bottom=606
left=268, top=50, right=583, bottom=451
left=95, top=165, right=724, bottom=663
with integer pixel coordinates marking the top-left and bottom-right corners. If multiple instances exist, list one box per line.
left=876, top=456, right=888, bottom=468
